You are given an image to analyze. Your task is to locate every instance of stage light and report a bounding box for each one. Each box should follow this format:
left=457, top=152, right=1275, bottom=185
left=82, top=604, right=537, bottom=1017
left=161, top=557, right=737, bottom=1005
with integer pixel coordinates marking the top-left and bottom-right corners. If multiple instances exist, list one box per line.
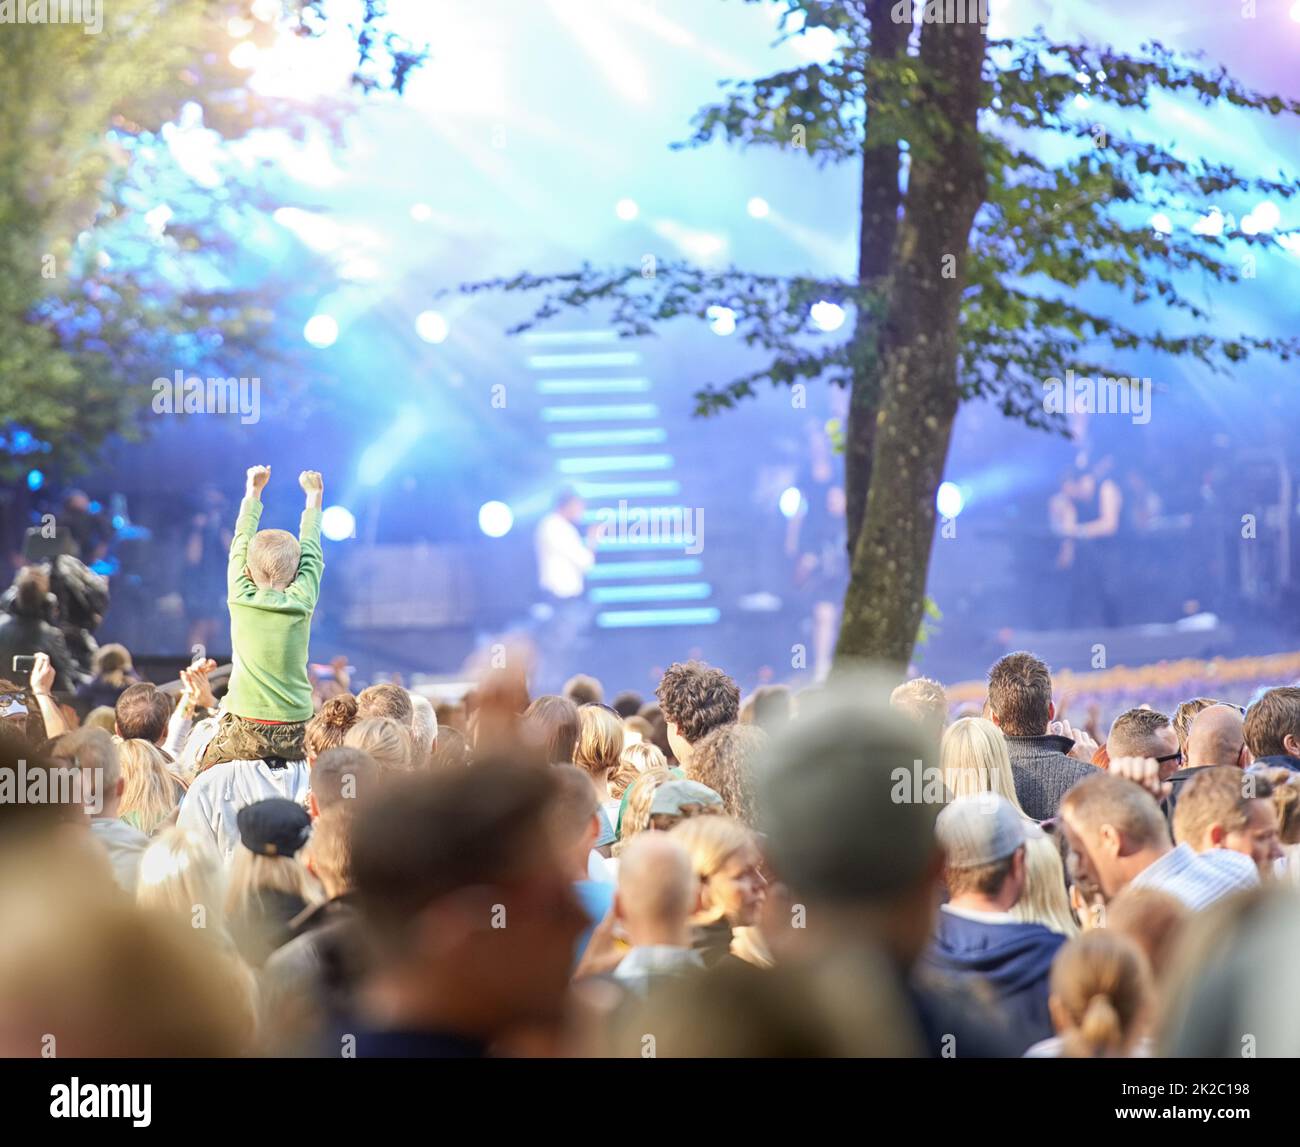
left=227, top=16, right=254, bottom=37
left=415, top=310, right=449, bottom=344
left=779, top=486, right=803, bottom=519
left=410, top=203, right=432, bottom=222
left=321, top=506, right=356, bottom=541
left=707, top=306, right=736, bottom=336
left=478, top=501, right=514, bottom=538
left=936, top=481, right=965, bottom=519
left=747, top=197, right=770, bottom=219
left=810, top=301, right=846, bottom=332
left=26, top=469, right=43, bottom=492
left=303, top=314, right=338, bottom=348
left=615, top=198, right=640, bottom=221
left=229, top=41, right=260, bottom=70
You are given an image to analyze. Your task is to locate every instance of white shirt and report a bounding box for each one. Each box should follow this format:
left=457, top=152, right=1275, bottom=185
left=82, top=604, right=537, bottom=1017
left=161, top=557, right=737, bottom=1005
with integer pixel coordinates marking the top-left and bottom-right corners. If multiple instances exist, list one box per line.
left=536, top=511, right=594, bottom=599
left=177, top=758, right=311, bottom=864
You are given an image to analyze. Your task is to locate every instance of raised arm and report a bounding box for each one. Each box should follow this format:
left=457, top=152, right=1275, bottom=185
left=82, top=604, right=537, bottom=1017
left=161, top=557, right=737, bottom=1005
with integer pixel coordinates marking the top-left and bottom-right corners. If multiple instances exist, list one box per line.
left=229, top=466, right=270, bottom=598
left=288, top=470, right=324, bottom=607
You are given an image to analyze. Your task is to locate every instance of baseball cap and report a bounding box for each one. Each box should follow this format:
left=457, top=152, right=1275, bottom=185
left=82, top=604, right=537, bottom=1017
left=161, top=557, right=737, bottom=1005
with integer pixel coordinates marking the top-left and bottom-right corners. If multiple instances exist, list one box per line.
left=650, top=779, right=723, bottom=817
left=236, top=798, right=312, bottom=858
left=936, top=793, right=1025, bottom=869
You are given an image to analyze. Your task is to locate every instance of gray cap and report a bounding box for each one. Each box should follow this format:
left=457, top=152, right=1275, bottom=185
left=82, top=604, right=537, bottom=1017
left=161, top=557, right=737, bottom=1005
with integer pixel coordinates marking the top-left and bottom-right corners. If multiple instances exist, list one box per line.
left=650, top=779, right=723, bottom=817
left=936, top=793, right=1025, bottom=869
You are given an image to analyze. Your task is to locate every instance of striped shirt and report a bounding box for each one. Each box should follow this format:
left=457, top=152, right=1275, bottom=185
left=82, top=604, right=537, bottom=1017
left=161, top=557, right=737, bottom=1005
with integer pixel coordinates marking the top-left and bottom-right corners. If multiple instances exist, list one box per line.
left=1129, top=842, right=1258, bottom=910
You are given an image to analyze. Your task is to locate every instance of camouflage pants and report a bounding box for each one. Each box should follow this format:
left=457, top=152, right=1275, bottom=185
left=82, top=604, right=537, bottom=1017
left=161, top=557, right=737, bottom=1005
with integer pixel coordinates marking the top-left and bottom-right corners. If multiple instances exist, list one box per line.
left=199, top=712, right=306, bottom=769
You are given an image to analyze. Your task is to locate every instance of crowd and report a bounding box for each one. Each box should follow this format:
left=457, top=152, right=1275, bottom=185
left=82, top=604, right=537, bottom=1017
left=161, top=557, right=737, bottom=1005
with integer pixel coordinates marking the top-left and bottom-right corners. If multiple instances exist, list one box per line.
left=2, top=465, right=1300, bottom=1058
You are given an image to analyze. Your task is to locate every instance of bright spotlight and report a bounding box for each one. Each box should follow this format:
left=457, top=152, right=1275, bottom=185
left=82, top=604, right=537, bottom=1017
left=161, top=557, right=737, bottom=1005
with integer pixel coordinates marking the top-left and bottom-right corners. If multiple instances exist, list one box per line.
left=810, top=301, right=846, bottom=332
left=303, top=314, right=338, bottom=348
left=26, top=469, right=43, bottom=492
left=229, top=41, right=260, bottom=70
left=707, top=305, right=736, bottom=336
left=227, top=16, right=255, bottom=37
left=415, top=310, right=449, bottom=344
left=478, top=501, right=514, bottom=538
left=747, top=197, right=770, bottom=219
left=779, top=486, right=803, bottom=519
left=321, top=505, right=356, bottom=541
left=615, top=198, right=640, bottom=221
left=936, top=481, right=965, bottom=519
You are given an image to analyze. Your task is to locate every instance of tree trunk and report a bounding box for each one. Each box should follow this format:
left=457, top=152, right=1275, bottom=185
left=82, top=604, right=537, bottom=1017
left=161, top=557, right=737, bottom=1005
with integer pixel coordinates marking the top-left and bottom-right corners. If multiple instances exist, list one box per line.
left=843, top=0, right=907, bottom=559
left=836, top=17, right=988, bottom=669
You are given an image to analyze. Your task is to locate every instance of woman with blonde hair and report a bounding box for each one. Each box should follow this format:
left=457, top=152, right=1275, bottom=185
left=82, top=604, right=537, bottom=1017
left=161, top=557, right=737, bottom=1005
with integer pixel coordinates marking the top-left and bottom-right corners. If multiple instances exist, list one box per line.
left=1025, top=930, right=1151, bottom=1057
left=609, top=739, right=667, bottom=802
left=343, top=715, right=413, bottom=774
left=574, top=704, right=625, bottom=824
left=137, top=826, right=227, bottom=935
left=613, top=767, right=673, bottom=856
left=669, top=815, right=771, bottom=969
left=117, top=738, right=187, bottom=836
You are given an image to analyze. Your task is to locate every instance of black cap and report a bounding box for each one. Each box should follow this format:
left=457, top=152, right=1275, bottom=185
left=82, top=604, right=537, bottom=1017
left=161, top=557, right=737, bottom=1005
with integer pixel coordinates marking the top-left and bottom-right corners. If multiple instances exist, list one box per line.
left=236, top=798, right=312, bottom=858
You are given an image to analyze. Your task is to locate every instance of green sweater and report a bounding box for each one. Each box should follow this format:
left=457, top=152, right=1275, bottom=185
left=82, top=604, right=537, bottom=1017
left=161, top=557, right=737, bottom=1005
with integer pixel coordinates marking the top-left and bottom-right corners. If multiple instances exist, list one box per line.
left=224, top=497, right=323, bottom=722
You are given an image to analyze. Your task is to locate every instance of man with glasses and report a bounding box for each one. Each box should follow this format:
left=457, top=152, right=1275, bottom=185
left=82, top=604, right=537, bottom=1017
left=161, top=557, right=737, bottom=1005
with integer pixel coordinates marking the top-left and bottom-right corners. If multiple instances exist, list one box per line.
left=1106, top=708, right=1180, bottom=776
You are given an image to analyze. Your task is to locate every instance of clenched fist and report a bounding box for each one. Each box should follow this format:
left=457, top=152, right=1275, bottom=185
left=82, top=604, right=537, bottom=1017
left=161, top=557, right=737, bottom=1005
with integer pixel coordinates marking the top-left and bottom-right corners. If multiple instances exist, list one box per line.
left=246, top=465, right=271, bottom=492
left=299, top=470, right=324, bottom=494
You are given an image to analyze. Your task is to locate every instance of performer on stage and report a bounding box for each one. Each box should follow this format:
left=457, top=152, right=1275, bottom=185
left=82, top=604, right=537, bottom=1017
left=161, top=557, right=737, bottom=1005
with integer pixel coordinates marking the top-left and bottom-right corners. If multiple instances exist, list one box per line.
left=533, top=488, right=600, bottom=690
left=1052, top=456, right=1124, bottom=627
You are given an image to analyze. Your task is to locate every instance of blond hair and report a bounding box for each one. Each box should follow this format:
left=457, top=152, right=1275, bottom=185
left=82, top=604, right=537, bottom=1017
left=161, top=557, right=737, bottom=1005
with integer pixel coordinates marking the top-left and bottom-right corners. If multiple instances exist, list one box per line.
left=344, top=716, right=414, bottom=773
left=610, top=740, right=668, bottom=800
left=92, top=643, right=133, bottom=687
left=224, top=849, right=322, bottom=922
left=1014, top=829, right=1079, bottom=937
left=136, top=827, right=225, bottom=930
left=941, top=717, right=1024, bottom=811
left=117, top=738, right=185, bottom=835
left=669, top=815, right=756, bottom=927
left=613, top=766, right=673, bottom=856
left=306, top=806, right=354, bottom=898
left=1050, top=931, right=1150, bottom=1058
left=246, top=528, right=300, bottom=589
left=890, top=676, right=948, bottom=742
left=574, top=705, right=623, bottom=781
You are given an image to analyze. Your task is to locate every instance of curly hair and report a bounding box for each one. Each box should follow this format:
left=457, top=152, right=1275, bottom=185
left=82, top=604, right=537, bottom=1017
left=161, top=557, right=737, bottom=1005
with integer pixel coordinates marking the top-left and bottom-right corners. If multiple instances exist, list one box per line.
left=686, top=723, right=765, bottom=827
left=655, top=661, right=740, bottom=745
left=305, top=693, right=359, bottom=761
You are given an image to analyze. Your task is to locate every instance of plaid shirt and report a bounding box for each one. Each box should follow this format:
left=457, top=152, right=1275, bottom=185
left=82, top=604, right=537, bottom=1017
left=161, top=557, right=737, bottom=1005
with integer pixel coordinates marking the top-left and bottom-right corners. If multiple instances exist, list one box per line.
left=1130, top=842, right=1258, bottom=910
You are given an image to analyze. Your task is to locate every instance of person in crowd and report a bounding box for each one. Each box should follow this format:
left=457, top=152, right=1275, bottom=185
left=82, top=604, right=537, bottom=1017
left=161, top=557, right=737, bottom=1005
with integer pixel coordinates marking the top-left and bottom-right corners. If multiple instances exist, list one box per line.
left=655, top=660, right=740, bottom=769
left=547, top=765, right=615, bottom=962
left=1244, top=686, right=1300, bottom=771
left=117, top=738, right=186, bottom=836
left=1104, top=887, right=1188, bottom=989
left=50, top=727, right=149, bottom=893
left=622, top=713, right=653, bottom=745
left=574, top=703, right=624, bottom=826
left=136, top=826, right=228, bottom=939
left=309, top=746, right=379, bottom=818
left=613, top=766, right=674, bottom=856
left=1171, top=697, right=1221, bottom=761
left=890, top=676, right=949, bottom=745
left=1157, top=703, right=1252, bottom=820
left=564, top=674, right=603, bottom=706
left=304, top=694, right=360, bottom=764
left=74, top=643, right=137, bottom=716
left=261, top=805, right=366, bottom=1051
left=1106, top=708, right=1180, bottom=770
left=409, top=694, right=438, bottom=767
left=1024, top=931, right=1152, bottom=1058
left=357, top=682, right=413, bottom=725
left=758, top=684, right=1017, bottom=1056
left=685, top=722, right=765, bottom=827
left=636, top=701, right=674, bottom=763
left=0, top=566, right=80, bottom=692
left=199, top=465, right=324, bottom=769
left=522, top=694, right=580, bottom=764
left=1059, top=772, right=1258, bottom=909
left=344, top=716, right=415, bottom=774
left=344, top=763, right=587, bottom=1057
left=225, top=797, right=321, bottom=967
left=739, top=684, right=793, bottom=735
left=610, top=833, right=704, bottom=995
left=113, top=682, right=172, bottom=747
left=615, top=739, right=667, bottom=786
left=431, top=725, right=469, bottom=769
left=84, top=705, right=117, bottom=733
left=924, top=794, right=1066, bottom=1053
left=670, top=814, right=770, bottom=969
left=611, top=690, right=643, bottom=719
left=986, top=651, right=1097, bottom=819
left=1171, top=766, right=1282, bottom=878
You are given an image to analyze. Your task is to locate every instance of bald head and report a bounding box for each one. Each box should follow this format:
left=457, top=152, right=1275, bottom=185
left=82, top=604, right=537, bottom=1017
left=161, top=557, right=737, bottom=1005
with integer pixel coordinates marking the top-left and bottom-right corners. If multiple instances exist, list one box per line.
left=615, top=833, right=696, bottom=946
left=1186, top=705, right=1248, bottom=770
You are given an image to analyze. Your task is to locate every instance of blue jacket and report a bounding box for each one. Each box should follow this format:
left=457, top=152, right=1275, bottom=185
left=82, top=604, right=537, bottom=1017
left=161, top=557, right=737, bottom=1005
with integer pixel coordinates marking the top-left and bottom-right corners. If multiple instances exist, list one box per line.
left=924, top=910, right=1065, bottom=1054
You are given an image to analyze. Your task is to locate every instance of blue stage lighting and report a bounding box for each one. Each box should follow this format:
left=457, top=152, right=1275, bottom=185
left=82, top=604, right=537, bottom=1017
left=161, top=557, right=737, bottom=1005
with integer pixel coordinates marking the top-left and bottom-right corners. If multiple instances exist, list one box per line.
left=779, top=486, right=803, bottom=518
left=26, top=469, right=43, bottom=491
left=936, top=481, right=965, bottom=519
left=321, top=505, right=356, bottom=541
left=478, top=501, right=514, bottom=538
